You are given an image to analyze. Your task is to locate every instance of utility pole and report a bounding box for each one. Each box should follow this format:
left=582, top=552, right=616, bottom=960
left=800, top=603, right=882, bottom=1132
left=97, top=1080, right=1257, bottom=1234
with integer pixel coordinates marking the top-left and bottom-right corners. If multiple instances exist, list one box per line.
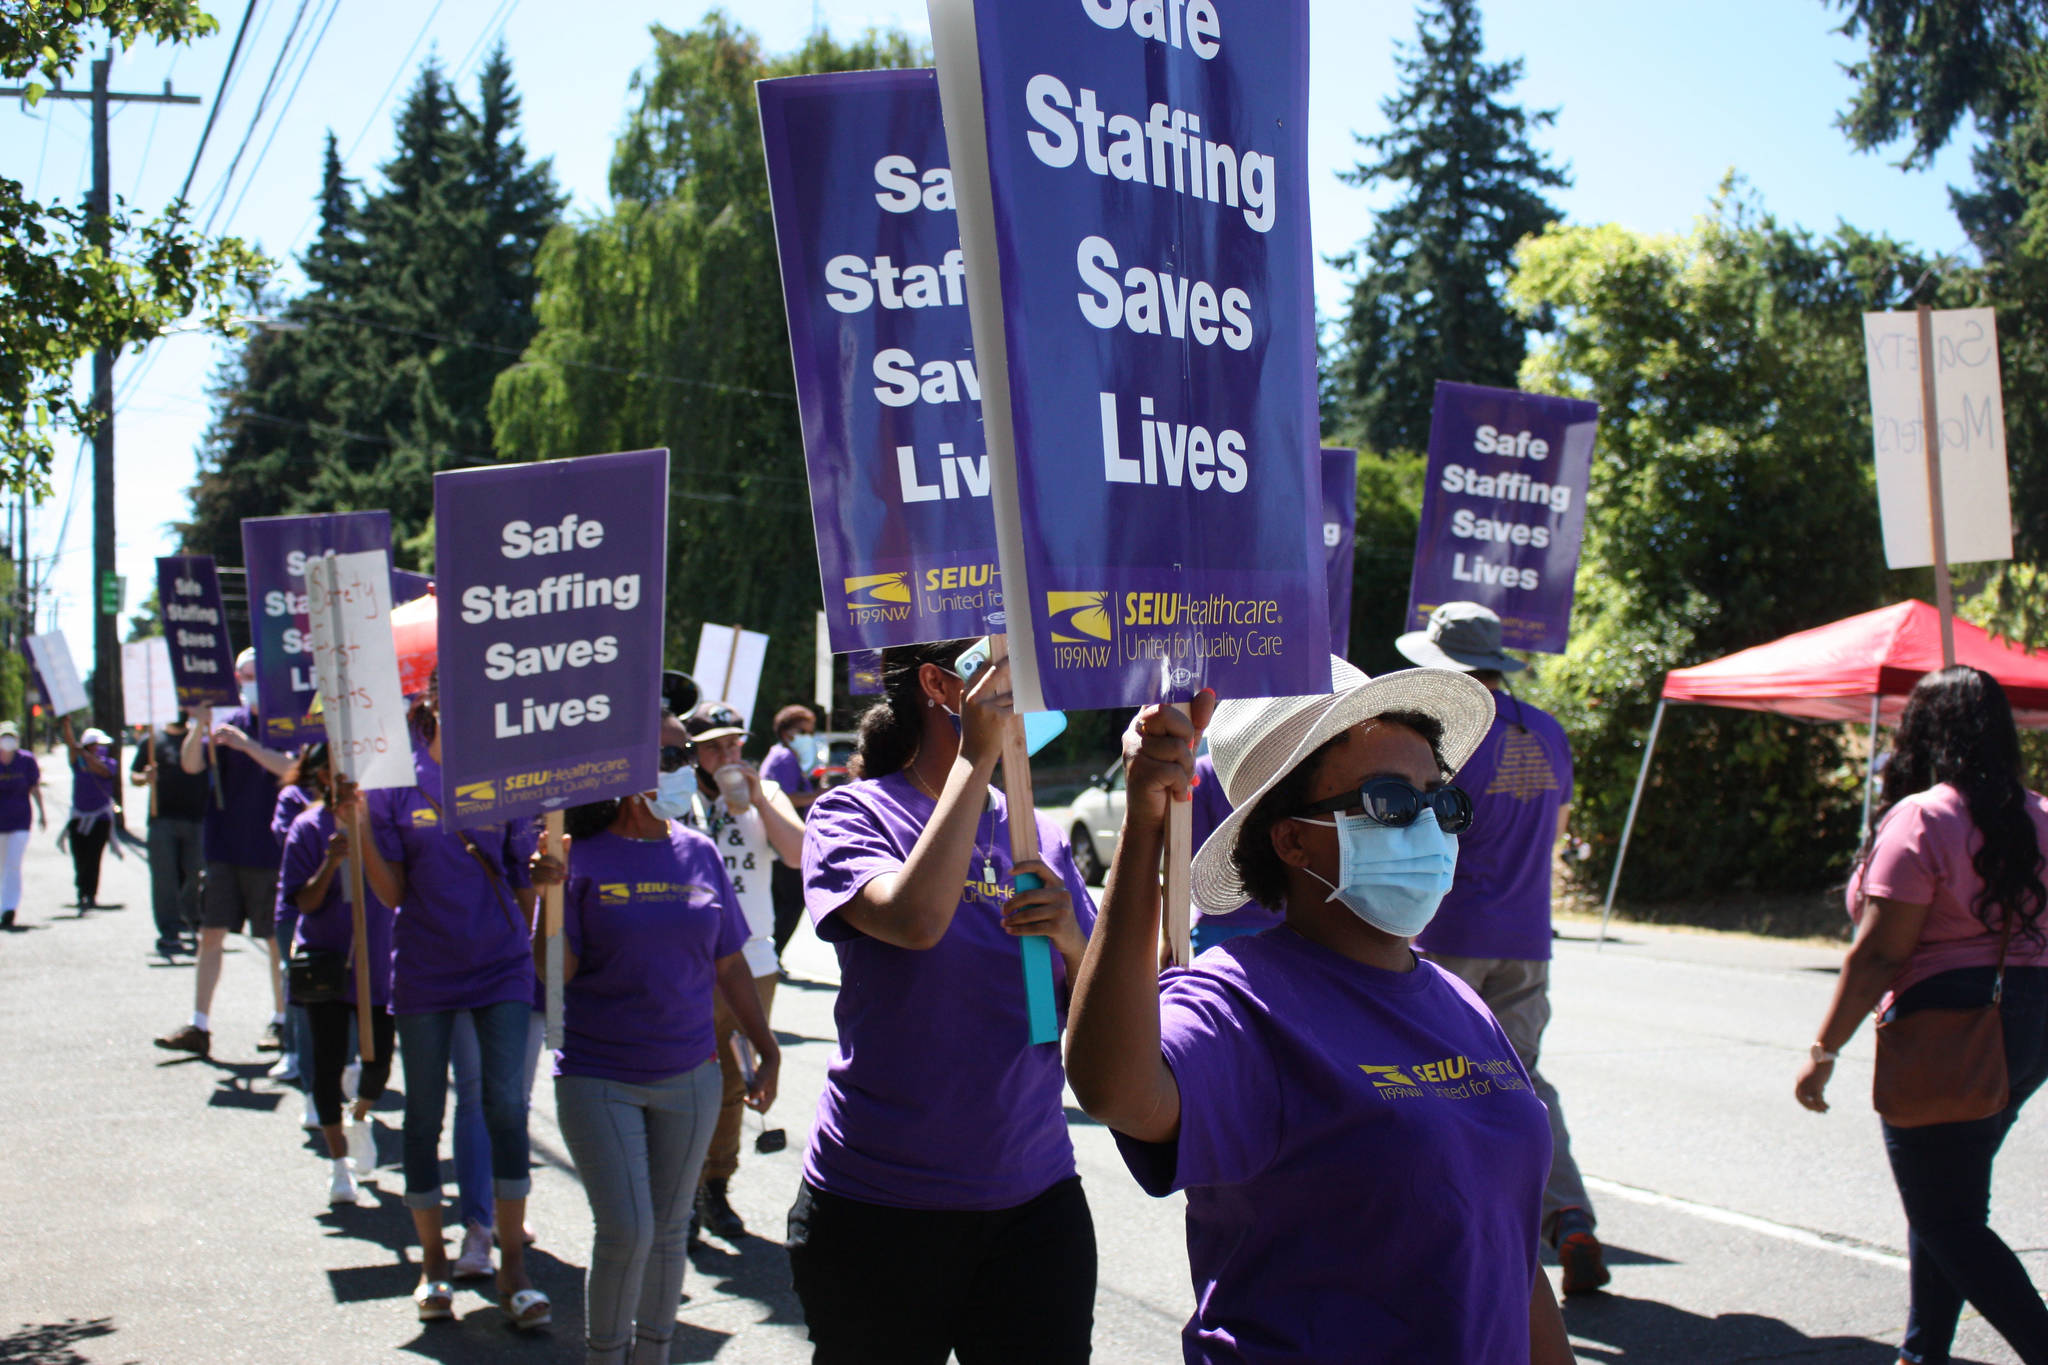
left=3, top=56, right=199, bottom=733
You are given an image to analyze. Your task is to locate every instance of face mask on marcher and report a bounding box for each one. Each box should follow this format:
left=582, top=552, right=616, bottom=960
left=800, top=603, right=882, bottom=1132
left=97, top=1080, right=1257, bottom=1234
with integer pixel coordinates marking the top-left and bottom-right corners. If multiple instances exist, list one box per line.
left=788, top=732, right=822, bottom=770
left=1291, top=809, right=1459, bottom=939
left=239, top=680, right=260, bottom=711
left=0, top=738, right=18, bottom=756
left=645, top=767, right=696, bottom=822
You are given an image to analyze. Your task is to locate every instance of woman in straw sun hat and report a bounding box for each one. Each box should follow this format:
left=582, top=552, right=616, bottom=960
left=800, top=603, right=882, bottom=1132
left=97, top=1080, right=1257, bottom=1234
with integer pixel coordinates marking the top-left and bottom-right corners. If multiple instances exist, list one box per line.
left=1065, top=657, right=1574, bottom=1364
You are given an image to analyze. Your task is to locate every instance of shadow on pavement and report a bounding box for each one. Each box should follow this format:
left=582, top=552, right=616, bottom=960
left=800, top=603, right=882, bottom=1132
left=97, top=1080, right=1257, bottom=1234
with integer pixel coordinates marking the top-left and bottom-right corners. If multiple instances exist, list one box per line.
left=0, top=1317, right=118, bottom=1365
left=1542, top=1241, right=1675, bottom=1270
left=204, top=1059, right=286, bottom=1111
left=687, top=1230, right=805, bottom=1332
left=1563, top=1292, right=1994, bottom=1363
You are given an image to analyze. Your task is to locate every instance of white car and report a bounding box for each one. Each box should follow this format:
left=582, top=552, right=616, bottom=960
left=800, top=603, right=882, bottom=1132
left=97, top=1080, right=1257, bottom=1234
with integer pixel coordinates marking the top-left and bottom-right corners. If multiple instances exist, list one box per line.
left=1065, top=760, right=1125, bottom=885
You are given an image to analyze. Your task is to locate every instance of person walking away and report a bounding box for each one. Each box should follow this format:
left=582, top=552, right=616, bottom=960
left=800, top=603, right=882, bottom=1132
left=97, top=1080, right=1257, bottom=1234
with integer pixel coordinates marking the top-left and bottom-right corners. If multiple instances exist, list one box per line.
left=1796, top=666, right=2048, bottom=1365
left=0, top=721, right=45, bottom=928
left=790, top=641, right=1099, bottom=1364
left=341, top=686, right=548, bottom=1329
left=1064, top=657, right=1576, bottom=1363
left=58, top=718, right=118, bottom=910
left=130, top=714, right=206, bottom=956
left=278, top=746, right=397, bottom=1206
left=681, top=699, right=805, bottom=1243
left=154, top=651, right=292, bottom=1057
left=761, top=703, right=824, bottom=957
left=1390, top=601, right=1607, bottom=1293
left=530, top=705, right=778, bottom=1365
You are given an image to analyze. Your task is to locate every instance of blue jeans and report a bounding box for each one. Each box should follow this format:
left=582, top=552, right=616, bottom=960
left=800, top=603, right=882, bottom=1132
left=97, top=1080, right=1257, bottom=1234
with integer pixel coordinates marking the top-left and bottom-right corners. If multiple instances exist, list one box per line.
left=395, top=1000, right=534, bottom=1211
left=1883, top=965, right=2048, bottom=1365
left=451, top=1008, right=546, bottom=1230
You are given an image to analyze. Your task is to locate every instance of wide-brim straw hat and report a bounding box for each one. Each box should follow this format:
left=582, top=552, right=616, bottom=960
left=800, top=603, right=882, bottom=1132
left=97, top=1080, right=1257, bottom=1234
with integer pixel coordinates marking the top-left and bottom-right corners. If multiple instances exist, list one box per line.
left=1193, top=656, right=1494, bottom=912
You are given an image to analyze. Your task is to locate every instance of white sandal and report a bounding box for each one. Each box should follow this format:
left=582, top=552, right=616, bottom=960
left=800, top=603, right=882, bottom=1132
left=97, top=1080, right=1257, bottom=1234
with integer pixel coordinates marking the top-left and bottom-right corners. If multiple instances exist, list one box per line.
left=500, top=1286, right=551, bottom=1330
left=413, top=1279, right=454, bottom=1322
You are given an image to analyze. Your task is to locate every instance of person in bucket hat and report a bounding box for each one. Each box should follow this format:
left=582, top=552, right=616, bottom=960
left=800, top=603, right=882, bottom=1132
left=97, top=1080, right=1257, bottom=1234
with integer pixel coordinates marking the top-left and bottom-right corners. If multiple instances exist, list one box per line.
left=1397, top=602, right=1608, bottom=1295
left=1066, top=657, right=1575, bottom=1362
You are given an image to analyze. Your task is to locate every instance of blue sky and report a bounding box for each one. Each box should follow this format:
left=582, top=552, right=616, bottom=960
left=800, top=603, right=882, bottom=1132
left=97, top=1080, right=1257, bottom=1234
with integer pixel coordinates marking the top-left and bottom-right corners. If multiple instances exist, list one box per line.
left=2, top=0, right=1978, bottom=654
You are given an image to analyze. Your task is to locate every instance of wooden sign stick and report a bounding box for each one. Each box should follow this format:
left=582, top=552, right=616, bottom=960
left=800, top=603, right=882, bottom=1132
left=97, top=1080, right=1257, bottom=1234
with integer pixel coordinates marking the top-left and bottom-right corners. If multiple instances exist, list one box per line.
left=543, top=808, right=566, bottom=1052
left=319, top=552, right=375, bottom=1064
left=1915, top=304, right=1958, bottom=668
left=1163, top=701, right=1193, bottom=968
left=989, top=635, right=1058, bottom=1044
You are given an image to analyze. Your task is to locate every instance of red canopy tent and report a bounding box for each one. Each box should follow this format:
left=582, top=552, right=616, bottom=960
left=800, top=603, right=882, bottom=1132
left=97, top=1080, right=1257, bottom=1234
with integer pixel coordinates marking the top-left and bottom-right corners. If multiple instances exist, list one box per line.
left=1599, top=600, right=2048, bottom=941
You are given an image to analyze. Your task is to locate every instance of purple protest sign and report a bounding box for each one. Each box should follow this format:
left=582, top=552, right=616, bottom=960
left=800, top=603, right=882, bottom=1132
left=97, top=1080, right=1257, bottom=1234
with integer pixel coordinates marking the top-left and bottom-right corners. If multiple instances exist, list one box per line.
left=156, top=554, right=240, bottom=710
left=1406, top=382, right=1599, bottom=654
left=1323, top=450, right=1357, bottom=659
left=933, top=0, right=1326, bottom=710
left=391, top=569, right=433, bottom=606
left=433, top=450, right=669, bottom=831
left=241, top=512, right=393, bottom=746
left=848, top=649, right=885, bottom=696
left=759, top=70, right=1003, bottom=653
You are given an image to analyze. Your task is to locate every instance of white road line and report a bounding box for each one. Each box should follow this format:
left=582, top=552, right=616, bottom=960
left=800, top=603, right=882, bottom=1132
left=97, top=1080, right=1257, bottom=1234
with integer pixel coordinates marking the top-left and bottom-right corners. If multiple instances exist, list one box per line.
left=1584, top=1175, right=1908, bottom=1270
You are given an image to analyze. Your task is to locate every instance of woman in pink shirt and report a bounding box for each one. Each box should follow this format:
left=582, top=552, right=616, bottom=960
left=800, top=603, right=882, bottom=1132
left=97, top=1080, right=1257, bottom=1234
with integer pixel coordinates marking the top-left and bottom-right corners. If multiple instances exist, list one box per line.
left=1795, top=667, right=2048, bottom=1365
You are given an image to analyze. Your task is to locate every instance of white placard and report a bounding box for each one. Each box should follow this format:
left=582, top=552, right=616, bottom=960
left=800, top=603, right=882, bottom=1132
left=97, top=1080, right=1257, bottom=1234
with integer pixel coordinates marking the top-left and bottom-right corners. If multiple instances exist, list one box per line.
left=814, top=610, right=831, bottom=715
left=691, top=623, right=770, bottom=731
left=305, top=550, right=412, bottom=791
left=1862, top=307, right=2014, bottom=568
left=121, top=637, right=180, bottom=727
left=27, top=630, right=89, bottom=717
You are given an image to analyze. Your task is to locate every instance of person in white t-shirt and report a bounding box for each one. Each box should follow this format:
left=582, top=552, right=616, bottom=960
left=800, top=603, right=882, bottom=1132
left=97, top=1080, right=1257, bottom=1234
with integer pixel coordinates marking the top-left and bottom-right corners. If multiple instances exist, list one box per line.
left=680, top=700, right=805, bottom=1243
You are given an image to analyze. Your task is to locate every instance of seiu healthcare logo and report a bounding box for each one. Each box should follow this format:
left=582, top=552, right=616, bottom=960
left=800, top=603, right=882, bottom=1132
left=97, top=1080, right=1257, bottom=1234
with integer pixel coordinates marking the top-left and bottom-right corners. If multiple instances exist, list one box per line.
left=1360, top=1054, right=1528, bottom=1102
left=454, top=780, right=497, bottom=808
left=845, top=572, right=913, bottom=627
left=1046, top=591, right=1112, bottom=643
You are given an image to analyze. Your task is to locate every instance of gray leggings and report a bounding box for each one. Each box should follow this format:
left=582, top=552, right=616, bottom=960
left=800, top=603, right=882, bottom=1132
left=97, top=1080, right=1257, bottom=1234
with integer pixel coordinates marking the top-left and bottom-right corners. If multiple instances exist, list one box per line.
left=555, top=1059, right=721, bottom=1365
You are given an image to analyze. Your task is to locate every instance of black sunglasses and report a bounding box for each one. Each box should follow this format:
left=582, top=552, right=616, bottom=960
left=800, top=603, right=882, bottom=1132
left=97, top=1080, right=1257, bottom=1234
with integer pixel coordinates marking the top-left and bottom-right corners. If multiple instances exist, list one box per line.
left=659, top=744, right=695, bottom=774
left=1297, top=777, right=1473, bottom=834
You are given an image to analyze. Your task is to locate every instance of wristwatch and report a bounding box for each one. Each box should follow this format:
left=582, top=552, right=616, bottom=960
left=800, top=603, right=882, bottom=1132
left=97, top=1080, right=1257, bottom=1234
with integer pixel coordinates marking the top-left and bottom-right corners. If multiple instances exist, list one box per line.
left=1809, top=1043, right=1839, bottom=1065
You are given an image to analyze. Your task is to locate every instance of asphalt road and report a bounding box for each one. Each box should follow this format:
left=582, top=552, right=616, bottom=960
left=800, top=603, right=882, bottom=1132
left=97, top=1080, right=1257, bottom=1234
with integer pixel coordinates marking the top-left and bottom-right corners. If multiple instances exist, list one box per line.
left=1, top=813, right=2042, bottom=1363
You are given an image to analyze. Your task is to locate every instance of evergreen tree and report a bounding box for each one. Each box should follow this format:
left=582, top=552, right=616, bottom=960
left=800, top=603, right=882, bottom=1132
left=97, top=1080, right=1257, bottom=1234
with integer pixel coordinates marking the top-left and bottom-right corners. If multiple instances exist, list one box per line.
left=1328, top=0, right=1569, bottom=455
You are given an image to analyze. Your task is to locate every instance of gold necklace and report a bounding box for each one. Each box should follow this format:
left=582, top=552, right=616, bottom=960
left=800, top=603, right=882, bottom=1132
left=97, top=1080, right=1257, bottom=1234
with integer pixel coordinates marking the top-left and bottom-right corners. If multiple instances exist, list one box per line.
left=903, top=758, right=1000, bottom=888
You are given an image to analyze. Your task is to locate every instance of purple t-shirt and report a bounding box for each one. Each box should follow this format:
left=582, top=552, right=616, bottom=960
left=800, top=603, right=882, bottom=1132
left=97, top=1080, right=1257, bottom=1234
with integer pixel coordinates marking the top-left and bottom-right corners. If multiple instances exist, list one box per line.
left=801, top=771, right=1098, bottom=1211
left=556, top=825, right=749, bottom=1084
left=0, top=751, right=40, bottom=832
left=1190, top=753, right=1276, bottom=931
left=272, top=784, right=312, bottom=849
left=1416, top=694, right=1573, bottom=962
left=281, top=804, right=396, bottom=1009
left=70, top=743, right=117, bottom=814
left=202, top=708, right=282, bottom=868
left=760, top=743, right=815, bottom=796
left=1116, top=929, right=1552, bottom=1363
left=369, top=748, right=533, bottom=1016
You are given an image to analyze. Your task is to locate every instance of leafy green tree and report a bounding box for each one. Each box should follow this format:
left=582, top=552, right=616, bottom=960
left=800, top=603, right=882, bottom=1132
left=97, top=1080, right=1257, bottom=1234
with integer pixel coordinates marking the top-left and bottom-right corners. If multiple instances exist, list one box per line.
left=184, top=49, right=562, bottom=560
left=1326, top=0, right=1569, bottom=456
left=489, top=14, right=924, bottom=717
left=1827, top=0, right=2047, bottom=166
left=2, top=2, right=267, bottom=491
left=1509, top=186, right=1936, bottom=902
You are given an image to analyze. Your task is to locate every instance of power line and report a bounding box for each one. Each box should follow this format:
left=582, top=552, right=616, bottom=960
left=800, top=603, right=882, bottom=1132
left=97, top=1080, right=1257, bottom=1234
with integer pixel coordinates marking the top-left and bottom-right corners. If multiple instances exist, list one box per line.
left=218, top=0, right=341, bottom=233
left=200, top=0, right=312, bottom=235
left=452, top=0, right=519, bottom=82
left=178, top=0, right=262, bottom=205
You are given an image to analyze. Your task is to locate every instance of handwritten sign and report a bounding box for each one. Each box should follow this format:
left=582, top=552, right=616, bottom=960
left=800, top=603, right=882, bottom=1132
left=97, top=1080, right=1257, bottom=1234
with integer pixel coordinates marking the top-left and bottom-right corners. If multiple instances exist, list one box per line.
left=692, top=624, right=769, bottom=729
left=1862, top=307, right=2013, bottom=568
left=241, top=512, right=394, bottom=746
left=121, top=637, right=180, bottom=728
left=305, top=550, right=412, bottom=791
left=27, top=631, right=88, bottom=717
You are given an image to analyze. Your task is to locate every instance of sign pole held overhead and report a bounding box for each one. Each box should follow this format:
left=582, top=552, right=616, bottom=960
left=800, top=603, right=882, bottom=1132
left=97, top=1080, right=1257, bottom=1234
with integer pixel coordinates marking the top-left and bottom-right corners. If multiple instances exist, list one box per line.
left=1915, top=304, right=1958, bottom=668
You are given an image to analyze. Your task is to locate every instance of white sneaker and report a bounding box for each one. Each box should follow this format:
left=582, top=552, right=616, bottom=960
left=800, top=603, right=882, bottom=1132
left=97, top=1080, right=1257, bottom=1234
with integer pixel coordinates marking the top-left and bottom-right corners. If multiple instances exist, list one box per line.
left=341, top=1061, right=361, bottom=1102
left=328, top=1162, right=359, bottom=1206
left=268, top=1053, right=301, bottom=1081
left=302, top=1091, right=322, bottom=1131
left=451, top=1221, right=494, bottom=1280
left=346, top=1115, right=376, bottom=1173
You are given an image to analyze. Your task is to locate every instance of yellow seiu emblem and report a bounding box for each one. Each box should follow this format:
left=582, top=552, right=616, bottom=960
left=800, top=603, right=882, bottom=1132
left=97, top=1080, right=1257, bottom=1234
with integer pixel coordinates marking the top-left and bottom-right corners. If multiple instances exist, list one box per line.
left=1045, top=590, right=1111, bottom=643
left=1360, top=1064, right=1420, bottom=1090
left=844, top=572, right=911, bottom=608
left=455, top=780, right=497, bottom=804
left=410, top=806, right=440, bottom=828
left=598, top=883, right=632, bottom=906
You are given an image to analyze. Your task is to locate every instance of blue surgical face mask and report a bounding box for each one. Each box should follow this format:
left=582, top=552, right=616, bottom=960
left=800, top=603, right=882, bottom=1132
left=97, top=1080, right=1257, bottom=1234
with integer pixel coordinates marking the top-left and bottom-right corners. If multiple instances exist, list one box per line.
left=645, top=766, right=696, bottom=822
left=239, top=680, right=260, bottom=711
left=1292, top=808, right=1459, bottom=939
left=788, top=732, right=822, bottom=770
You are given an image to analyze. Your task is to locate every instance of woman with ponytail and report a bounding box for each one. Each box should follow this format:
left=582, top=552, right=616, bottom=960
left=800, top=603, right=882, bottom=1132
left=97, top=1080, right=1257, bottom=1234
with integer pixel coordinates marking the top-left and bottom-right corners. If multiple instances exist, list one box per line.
left=787, top=640, right=1099, bottom=1364
left=1795, top=666, right=2048, bottom=1365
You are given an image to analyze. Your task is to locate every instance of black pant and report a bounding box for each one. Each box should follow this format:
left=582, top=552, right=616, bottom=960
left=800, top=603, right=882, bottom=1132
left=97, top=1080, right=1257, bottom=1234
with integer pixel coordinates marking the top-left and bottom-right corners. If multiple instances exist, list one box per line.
left=771, top=861, right=805, bottom=956
left=68, top=817, right=110, bottom=903
left=146, top=817, right=203, bottom=944
left=787, top=1176, right=1095, bottom=1365
left=304, top=1000, right=394, bottom=1129
left=1883, top=965, right=2048, bottom=1365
